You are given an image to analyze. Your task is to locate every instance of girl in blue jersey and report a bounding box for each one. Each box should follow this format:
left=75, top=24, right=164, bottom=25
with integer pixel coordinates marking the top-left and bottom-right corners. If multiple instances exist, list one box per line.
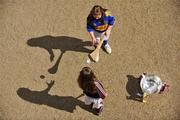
left=87, top=5, right=115, bottom=54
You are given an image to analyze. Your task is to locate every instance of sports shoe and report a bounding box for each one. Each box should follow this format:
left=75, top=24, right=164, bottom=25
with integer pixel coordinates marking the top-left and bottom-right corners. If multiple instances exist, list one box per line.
left=104, top=44, right=112, bottom=54
left=95, top=106, right=103, bottom=115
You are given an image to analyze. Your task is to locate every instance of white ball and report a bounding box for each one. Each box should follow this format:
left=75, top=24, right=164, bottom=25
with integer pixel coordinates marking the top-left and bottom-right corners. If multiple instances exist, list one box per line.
left=86, top=58, right=91, bottom=64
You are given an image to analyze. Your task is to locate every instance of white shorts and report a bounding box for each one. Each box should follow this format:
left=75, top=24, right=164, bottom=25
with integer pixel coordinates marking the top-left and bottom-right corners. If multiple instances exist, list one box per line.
left=84, top=95, right=103, bottom=109
left=93, top=31, right=109, bottom=43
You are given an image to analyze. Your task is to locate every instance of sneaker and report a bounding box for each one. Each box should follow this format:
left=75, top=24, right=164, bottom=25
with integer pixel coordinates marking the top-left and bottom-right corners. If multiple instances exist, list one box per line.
left=95, top=106, right=103, bottom=115
left=104, top=44, right=112, bottom=54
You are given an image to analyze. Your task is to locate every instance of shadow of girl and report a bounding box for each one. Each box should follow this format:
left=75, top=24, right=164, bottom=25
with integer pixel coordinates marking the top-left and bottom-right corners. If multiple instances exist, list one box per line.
left=17, top=81, right=93, bottom=114
left=27, top=35, right=92, bottom=74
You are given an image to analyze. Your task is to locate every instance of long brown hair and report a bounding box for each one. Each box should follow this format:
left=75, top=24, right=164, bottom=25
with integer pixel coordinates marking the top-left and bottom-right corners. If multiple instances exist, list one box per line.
left=87, top=5, right=106, bottom=23
left=77, top=67, right=98, bottom=93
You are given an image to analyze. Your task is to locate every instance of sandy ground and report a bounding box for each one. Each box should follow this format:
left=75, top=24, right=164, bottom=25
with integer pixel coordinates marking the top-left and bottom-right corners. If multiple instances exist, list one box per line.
left=0, top=0, right=180, bottom=120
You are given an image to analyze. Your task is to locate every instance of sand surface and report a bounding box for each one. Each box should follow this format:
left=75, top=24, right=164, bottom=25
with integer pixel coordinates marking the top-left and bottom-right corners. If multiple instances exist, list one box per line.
left=0, top=0, right=180, bottom=119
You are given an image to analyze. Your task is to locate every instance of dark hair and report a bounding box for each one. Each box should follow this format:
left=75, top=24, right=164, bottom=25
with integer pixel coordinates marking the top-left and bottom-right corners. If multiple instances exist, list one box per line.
left=90, top=5, right=105, bottom=16
left=77, top=67, right=98, bottom=93
left=87, top=5, right=106, bottom=23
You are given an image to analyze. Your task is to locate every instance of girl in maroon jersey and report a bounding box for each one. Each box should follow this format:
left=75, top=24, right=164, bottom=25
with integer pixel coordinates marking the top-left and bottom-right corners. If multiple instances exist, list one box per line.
left=77, top=67, right=107, bottom=115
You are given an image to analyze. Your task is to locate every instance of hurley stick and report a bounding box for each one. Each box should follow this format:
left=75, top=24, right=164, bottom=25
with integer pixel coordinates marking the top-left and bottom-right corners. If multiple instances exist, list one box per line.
left=89, top=36, right=104, bottom=62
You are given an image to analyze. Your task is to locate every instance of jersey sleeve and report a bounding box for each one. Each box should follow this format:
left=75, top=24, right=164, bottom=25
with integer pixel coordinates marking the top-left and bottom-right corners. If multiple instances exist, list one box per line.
left=94, top=81, right=107, bottom=99
left=87, top=18, right=94, bottom=32
left=87, top=24, right=94, bottom=32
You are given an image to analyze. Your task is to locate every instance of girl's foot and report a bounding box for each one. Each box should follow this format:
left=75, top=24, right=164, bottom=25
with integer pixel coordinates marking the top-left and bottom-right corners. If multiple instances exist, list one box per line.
left=95, top=106, right=103, bottom=115
left=104, top=43, right=112, bottom=54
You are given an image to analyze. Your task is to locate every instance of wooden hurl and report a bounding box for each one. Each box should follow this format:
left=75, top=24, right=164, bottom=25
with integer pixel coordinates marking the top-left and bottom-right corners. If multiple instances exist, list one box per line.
left=89, top=37, right=104, bottom=62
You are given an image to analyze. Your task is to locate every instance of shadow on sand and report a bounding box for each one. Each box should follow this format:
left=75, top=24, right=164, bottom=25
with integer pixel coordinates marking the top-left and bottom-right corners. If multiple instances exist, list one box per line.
left=27, top=35, right=92, bottom=74
left=126, top=75, right=143, bottom=102
left=17, top=80, right=95, bottom=114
